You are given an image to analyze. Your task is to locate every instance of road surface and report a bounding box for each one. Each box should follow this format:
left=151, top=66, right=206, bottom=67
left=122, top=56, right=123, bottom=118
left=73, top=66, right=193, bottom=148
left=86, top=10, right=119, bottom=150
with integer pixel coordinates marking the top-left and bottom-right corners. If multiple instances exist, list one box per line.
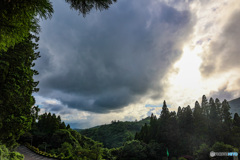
left=16, top=145, right=57, bottom=160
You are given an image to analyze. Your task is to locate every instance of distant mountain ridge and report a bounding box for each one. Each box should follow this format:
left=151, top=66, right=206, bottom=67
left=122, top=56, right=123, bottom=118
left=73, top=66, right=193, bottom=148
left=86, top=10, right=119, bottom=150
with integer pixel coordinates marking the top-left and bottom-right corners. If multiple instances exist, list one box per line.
left=77, top=117, right=150, bottom=148
left=229, top=97, right=240, bottom=115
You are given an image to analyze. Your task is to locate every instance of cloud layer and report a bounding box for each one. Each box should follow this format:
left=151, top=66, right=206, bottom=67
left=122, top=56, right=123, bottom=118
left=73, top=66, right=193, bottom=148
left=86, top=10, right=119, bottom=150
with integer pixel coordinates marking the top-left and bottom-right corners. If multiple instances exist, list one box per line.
left=200, top=10, right=240, bottom=77
left=35, top=0, right=193, bottom=113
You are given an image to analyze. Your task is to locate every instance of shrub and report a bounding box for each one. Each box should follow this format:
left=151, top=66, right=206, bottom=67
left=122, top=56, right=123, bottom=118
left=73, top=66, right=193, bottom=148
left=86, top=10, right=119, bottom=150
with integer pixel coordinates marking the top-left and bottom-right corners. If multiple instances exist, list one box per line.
left=0, top=144, right=24, bottom=160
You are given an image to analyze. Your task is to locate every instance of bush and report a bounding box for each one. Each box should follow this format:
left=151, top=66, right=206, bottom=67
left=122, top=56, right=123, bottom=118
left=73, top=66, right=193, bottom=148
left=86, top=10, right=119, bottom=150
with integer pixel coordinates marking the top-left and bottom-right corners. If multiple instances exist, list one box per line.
left=0, top=144, right=24, bottom=160
left=194, top=143, right=210, bottom=160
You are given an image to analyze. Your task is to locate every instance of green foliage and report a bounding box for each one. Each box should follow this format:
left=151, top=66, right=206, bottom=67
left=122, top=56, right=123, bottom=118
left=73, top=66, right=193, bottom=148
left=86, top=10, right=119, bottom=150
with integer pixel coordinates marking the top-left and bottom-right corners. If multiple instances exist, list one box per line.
left=0, top=0, right=53, bottom=51
left=211, top=142, right=237, bottom=153
left=58, top=142, right=73, bottom=158
left=37, top=112, right=65, bottom=134
left=120, top=140, right=147, bottom=160
left=0, top=34, right=40, bottom=148
left=194, top=143, right=210, bottom=160
left=79, top=117, right=150, bottom=148
left=65, top=0, right=117, bottom=17
left=24, top=112, right=106, bottom=159
left=135, top=96, right=240, bottom=159
left=0, top=144, right=24, bottom=160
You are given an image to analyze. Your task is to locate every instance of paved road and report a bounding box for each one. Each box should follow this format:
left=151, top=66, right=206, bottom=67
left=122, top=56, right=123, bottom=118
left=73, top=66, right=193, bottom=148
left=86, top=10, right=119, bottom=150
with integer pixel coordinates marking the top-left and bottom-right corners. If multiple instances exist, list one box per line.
left=16, top=146, right=57, bottom=160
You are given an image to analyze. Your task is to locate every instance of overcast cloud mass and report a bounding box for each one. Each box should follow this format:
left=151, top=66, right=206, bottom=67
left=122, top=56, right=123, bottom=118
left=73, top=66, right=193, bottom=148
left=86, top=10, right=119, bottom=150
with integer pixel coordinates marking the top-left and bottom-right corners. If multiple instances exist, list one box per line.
left=34, top=0, right=240, bottom=128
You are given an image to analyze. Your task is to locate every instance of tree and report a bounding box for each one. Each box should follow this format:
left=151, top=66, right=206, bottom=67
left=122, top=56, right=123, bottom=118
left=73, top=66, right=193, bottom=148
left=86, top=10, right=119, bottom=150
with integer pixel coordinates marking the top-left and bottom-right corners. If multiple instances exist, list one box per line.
left=193, top=101, right=207, bottom=147
left=149, top=113, right=157, bottom=140
left=201, top=95, right=209, bottom=117
left=60, top=122, right=67, bottom=129
left=157, top=101, right=170, bottom=144
left=215, top=98, right=222, bottom=122
left=0, top=0, right=53, bottom=51
left=160, top=100, right=170, bottom=120
left=221, top=100, right=232, bottom=125
left=211, top=142, right=238, bottom=160
left=233, top=113, right=240, bottom=127
left=65, top=0, right=117, bottom=17
left=0, top=34, right=40, bottom=148
left=177, top=106, right=182, bottom=118
left=208, top=98, right=221, bottom=145
left=178, top=105, right=194, bottom=155
left=194, top=143, right=210, bottom=160
left=120, top=140, right=147, bottom=160
left=231, top=114, right=240, bottom=148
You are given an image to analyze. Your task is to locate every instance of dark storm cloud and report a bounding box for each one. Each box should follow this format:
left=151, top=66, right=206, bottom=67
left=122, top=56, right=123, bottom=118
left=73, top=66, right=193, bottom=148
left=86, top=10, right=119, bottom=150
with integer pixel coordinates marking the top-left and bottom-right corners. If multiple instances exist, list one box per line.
left=35, top=0, right=194, bottom=113
left=41, top=102, right=73, bottom=115
left=200, top=10, right=240, bottom=77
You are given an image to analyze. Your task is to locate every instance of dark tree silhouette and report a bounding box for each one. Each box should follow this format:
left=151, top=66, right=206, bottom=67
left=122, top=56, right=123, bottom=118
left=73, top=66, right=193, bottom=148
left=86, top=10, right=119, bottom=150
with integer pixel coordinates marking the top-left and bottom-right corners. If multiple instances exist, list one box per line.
left=65, top=0, right=117, bottom=17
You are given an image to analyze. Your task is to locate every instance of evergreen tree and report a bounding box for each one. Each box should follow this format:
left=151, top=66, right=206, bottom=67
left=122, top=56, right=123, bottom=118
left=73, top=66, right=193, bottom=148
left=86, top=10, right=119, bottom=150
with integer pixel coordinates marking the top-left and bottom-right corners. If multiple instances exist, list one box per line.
left=135, top=95, right=240, bottom=159
left=160, top=100, right=169, bottom=120
left=208, top=97, right=221, bottom=145
left=221, top=100, right=232, bottom=144
left=215, top=98, right=222, bottom=121
left=193, top=101, right=207, bottom=146
left=177, top=106, right=182, bottom=118
left=157, top=101, right=171, bottom=149
left=193, top=101, right=201, bottom=119
left=60, top=122, right=67, bottom=129
left=233, top=113, right=240, bottom=127
left=201, top=95, right=209, bottom=117
left=149, top=113, right=157, bottom=140
left=221, top=99, right=232, bottom=125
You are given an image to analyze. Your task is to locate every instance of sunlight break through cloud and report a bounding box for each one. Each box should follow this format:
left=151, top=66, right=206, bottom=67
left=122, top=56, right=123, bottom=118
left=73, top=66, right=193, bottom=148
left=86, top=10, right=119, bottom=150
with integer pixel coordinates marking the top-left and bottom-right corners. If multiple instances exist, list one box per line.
left=163, top=0, right=240, bottom=109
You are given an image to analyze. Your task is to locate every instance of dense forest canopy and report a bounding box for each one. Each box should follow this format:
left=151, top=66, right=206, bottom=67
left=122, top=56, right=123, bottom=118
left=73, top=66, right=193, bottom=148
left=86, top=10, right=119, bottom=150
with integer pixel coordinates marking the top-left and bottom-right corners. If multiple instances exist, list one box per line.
left=134, top=96, right=240, bottom=160
left=79, top=117, right=150, bottom=148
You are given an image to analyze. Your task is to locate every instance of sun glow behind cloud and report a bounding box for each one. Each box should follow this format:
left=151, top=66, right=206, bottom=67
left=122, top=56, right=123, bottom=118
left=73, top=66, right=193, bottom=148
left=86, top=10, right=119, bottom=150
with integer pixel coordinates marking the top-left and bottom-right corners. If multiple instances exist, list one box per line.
left=163, top=0, right=240, bottom=108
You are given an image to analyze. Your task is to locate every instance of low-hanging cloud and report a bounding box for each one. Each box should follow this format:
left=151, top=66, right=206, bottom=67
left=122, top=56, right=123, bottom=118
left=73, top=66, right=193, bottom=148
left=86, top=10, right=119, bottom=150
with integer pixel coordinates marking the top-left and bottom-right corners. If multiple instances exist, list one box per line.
left=35, top=0, right=194, bottom=113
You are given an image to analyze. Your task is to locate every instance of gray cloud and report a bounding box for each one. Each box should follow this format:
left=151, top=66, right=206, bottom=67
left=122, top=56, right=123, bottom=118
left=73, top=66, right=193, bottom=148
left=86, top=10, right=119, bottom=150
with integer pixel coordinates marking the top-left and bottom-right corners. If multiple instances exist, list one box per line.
left=35, top=0, right=194, bottom=113
left=200, top=10, right=240, bottom=77
left=208, top=83, right=235, bottom=102
left=41, top=102, right=73, bottom=115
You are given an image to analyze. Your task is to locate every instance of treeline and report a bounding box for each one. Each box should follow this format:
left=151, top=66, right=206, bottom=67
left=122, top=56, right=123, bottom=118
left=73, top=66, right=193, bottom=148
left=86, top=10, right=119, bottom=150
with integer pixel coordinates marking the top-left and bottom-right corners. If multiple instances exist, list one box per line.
left=134, top=95, right=240, bottom=160
left=20, top=109, right=107, bottom=159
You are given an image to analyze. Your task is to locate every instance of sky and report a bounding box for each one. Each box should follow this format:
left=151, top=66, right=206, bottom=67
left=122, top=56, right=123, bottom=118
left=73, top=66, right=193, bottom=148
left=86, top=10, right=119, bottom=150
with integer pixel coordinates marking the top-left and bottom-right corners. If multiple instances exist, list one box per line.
left=34, top=0, right=240, bottom=129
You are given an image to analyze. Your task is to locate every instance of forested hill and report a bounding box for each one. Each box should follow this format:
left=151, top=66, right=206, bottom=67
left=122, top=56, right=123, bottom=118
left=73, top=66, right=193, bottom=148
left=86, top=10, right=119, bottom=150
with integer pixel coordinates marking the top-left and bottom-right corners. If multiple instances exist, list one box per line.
left=229, top=97, right=240, bottom=115
left=78, top=117, right=150, bottom=148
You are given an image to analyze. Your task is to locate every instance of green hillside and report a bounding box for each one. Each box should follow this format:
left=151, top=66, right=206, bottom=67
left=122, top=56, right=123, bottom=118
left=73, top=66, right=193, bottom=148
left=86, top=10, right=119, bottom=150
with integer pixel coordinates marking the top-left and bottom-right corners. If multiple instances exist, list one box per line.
left=78, top=117, right=150, bottom=148
left=229, top=97, right=240, bottom=115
